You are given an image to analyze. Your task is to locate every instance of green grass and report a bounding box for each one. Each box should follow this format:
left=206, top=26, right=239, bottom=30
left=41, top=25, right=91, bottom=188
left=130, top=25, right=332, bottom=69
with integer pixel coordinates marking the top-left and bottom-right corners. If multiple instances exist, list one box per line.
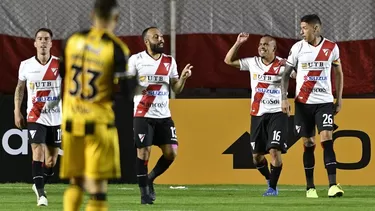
left=0, top=184, right=374, bottom=211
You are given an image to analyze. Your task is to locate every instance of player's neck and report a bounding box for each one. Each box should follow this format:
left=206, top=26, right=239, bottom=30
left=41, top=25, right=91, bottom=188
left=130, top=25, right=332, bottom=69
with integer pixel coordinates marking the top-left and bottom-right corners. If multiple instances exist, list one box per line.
left=261, top=56, right=275, bottom=65
left=36, top=54, right=51, bottom=65
left=93, top=19, right=114, bottom=33
left=309, top=35, right=322, bottom=46
left=146, top=49, right=162, bottom=60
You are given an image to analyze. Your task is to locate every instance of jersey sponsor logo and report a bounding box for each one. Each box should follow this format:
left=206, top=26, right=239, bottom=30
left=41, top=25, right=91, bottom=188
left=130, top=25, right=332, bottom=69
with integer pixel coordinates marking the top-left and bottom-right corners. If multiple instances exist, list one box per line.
left=85, top=44, right=103, bottom=55
left=71, top=104, right=90, bottom=114
left=301, top=87, right=327, bottom=93
left=252, top=74, right=281, bottom=83
left=140, top=101, right=168, bottom=108
left=255, top=88, right=280, bottom=94
left=303, top=76, right=327, bottom=81
left=32, top=96, right=60, bottom=103
left=301, top=62, right=326, bottom=70
left=139, top=75, right=169, bottom=83
left=253, top=98, right=280, bottom=105
left=40, top=107, right=61, bottom=114
left=29, top=80, right=59, bottom=90
left=142, top=90, right=169, bottom=96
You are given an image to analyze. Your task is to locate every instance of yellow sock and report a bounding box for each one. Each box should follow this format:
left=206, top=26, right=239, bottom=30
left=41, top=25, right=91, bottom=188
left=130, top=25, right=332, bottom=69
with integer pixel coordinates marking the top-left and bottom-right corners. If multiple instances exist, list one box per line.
left=85, top=199, right=108, bottom=211
left=63, top=185, right=84, bottom=211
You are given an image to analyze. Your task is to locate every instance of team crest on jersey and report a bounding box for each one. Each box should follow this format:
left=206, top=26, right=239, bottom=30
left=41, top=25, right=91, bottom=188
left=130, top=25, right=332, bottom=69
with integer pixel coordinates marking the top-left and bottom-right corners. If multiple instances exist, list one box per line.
left=51, top=68, right=59, bottom=76
left=163, top=63, right=170, bottom=71
left=322, top=49, right=330, bottom=57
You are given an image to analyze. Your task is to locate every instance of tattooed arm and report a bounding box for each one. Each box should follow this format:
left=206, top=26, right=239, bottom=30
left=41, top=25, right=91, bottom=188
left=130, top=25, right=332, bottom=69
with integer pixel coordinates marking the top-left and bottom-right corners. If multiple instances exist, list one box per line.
left=14, top=80, right=26, bottom=129
left=280, top=64, right=294, bottom=116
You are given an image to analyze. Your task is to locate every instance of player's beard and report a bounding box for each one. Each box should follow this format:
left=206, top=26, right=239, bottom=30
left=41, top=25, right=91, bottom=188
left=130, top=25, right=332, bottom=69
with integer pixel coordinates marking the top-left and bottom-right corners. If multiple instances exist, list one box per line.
left=150, top=43, right=164, bottom=54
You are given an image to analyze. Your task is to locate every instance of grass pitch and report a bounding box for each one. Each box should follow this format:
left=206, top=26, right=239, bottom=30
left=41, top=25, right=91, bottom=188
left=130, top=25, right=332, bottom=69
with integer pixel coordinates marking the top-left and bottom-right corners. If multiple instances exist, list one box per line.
left=0, top=183, right=374, bottom=211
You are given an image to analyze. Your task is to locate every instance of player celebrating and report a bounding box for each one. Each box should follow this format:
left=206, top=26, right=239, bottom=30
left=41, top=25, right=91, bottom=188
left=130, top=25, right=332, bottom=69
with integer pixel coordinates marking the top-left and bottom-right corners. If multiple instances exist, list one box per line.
left=224, top=33, right=288, bottom=196
left=14, top=28, right=61, bottom=206
left=281, top=14, right=344, bottom=198
left=59, top=0, right=131, bottom=210
left=127, top=26, right=192, bottom=204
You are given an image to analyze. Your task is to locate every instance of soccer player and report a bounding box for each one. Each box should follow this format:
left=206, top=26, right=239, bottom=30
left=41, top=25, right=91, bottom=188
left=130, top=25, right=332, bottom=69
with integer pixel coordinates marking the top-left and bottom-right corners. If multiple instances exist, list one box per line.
left=224, top=33, right=288, bottom=196
left=281, top=14, right=344, bottom=198
left=58, top=0, right=131, bottom=210
left=127, top=26, right=192, bottom=204
left=14, top=28, right=61, bottom=206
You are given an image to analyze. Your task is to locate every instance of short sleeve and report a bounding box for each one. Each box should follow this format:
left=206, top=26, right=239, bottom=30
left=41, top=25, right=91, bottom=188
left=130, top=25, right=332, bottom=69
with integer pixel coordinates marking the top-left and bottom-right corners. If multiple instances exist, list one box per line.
left=18, top=62, right=26, bottom=81
left=239, top=57, right=253, bottom=71
left=113, top=41, right=131, bottom=78
left=169, top=57, right=179, bottom=78
left=125, top=54, right=137, bottom=77
left=286, top=43, right=300, bottom=68
left=331, top=44, right=340, bottom=66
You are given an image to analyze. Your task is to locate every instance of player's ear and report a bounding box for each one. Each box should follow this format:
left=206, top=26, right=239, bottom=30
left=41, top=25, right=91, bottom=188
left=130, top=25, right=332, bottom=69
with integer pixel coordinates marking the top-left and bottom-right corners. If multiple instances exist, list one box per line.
left=34, top=40, right=37, bottom=48
left=314, top=24, right=318, bottom=32
left=113, top=14, right=119, bottom=23
left=90, top=11, right=95, bottom=22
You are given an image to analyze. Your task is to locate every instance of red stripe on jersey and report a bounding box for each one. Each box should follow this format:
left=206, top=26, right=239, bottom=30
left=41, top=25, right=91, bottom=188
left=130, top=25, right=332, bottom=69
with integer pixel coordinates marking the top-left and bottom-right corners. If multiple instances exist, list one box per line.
left=251, top=58, right=282, bottom=115
left=134, top=85, right=163, bottom=117
left=296, top=40, right=336, bottom=103
left=135, top=55, right=172, bottom=117
left=28, top=58, right=60, bottom=122
left=156, top=55, right=172, bottom=75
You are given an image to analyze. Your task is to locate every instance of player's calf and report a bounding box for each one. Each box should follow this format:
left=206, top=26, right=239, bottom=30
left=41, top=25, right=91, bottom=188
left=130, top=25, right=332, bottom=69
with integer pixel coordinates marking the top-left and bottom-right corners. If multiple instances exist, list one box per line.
left=253, top=154, right=270, bottom=182
left=268, top=149, right=282, bottom=192
left=31, top=144, right=47, bottom=202
left=321, top=139, right=337, bottom=187
left=85, top=193, right=108, bottom=210
left=136, top=157, right=153, bottom=204
left=303, top=138, right=316, bottom=190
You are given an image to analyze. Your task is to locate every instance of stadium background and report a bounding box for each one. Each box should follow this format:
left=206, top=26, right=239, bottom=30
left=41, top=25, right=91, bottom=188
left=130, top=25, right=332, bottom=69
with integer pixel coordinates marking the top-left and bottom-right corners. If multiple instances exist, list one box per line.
left=0, top=0, right=374, bottom=185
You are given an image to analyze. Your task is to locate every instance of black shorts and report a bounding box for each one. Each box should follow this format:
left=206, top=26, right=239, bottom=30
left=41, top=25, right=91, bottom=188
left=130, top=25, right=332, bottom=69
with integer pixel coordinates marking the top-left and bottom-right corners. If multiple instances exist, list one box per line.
left=250, top=112, right=288, bottom=154
left=133, top=117, right=178, bottom=148
left=294, top=102, right=334, bottom=137
left=27, top=122, right=61, bottom=148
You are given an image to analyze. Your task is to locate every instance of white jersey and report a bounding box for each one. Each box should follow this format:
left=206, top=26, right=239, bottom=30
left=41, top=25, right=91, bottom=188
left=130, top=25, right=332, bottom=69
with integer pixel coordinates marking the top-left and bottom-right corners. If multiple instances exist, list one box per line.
left=127, top=51, right=179, bottom=118
left=287, top=37, right=340, bottom=104
left=240, top=56, right=285, bottom=116
left=18, top=56, right=62, bottom=126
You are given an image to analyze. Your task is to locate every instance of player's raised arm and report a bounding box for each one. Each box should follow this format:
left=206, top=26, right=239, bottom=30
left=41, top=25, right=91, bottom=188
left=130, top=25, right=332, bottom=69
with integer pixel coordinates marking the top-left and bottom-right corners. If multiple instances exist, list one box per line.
left=171, top=63, right=193, bottom=94
left=224, top=32, right=249, bottom=68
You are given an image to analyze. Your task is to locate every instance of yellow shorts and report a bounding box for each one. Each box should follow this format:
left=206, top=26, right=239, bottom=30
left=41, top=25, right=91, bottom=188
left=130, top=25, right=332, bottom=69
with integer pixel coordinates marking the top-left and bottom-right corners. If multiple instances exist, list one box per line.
left=59, top=122, right=121, bottom=180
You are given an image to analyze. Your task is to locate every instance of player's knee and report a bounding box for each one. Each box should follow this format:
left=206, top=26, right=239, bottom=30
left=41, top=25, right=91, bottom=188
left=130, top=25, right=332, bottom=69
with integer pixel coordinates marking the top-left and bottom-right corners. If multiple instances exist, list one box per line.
left=269, top=149, right=282, bottom=167
left=137, top=147, right=151, bottom=160
left=252, top=154, right=264, bottom=165
left=70, top=177, right=84, bottom=189
left=31, top=144, right=44, bottom=161
left=163, top=150, right=177, bottom=160
left=89, top=193, right=107, bottom=201
left=303, top=137, right=315, bottom=147
left=320, top=130, right=332, bottom=142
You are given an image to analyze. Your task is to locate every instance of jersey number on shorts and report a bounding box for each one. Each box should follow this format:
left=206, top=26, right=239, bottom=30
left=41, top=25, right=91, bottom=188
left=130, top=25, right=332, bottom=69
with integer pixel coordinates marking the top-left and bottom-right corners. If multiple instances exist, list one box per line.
left=170, top=127, right=177, bottom=139
left=322, top=114, right=333, bottom=125
left=69, top=65, right=101, bottom=99
left=57, top=129, right=62, bottom=141
left=272, top=130, right=281, bottom=141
